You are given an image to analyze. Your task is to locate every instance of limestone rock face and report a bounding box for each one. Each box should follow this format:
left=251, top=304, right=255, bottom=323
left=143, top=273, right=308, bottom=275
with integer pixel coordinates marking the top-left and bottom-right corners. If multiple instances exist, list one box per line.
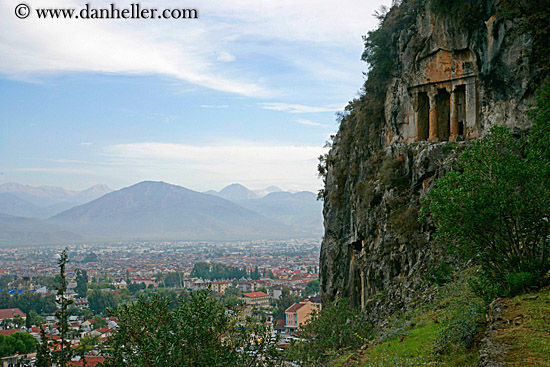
left=384, top=1, right=533, bottom=146
left=321, top=142, right=460, bottom=318
left=320, top=0, right=535, bottom=321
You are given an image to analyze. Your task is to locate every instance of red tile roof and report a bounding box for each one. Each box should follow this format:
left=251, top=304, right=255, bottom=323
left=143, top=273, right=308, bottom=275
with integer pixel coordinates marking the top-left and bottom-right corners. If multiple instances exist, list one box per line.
left=0, top=308, right=26, bottom=319
left=0, top=329, right=21, bottom=336
left=243, top=291, right=269, bottom=298
left=67, top=357, right=106, bottom=366
left=94, top=327, right=111, bottom=334
left=285, top=302, right=306, bottom=313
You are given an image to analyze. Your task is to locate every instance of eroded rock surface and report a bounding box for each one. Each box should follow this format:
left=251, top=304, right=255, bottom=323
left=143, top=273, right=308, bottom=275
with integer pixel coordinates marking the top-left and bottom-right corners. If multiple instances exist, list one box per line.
left=320, top=0, right=536, bottom=324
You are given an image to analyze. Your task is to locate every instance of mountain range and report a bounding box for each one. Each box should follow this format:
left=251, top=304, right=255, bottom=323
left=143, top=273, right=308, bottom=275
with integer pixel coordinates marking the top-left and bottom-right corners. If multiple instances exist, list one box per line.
left=0, top=181, right=322, bottom=245
left=0, top=182, right=112, bottom=207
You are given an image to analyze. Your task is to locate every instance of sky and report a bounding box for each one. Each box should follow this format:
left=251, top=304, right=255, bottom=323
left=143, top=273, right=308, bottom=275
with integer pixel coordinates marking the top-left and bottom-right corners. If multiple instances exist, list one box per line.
left=0, top=0, right=391, bottom=193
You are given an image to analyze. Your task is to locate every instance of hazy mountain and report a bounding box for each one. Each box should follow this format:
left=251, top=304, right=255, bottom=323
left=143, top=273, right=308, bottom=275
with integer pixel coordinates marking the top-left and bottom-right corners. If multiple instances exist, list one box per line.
left=0, top=193, right=78, bottom=219
left=0, top=183, right=72, bottom=206
left=72, top=184, right=113, bottom=203
left=0, top=193, right=44, bottom=218
left=0, top=213, right=83, bottom=245
left=252, top=185, right=283, bottom=198
left=215, top=183, right=259, bottom=201
left=0, top=182, right=112, bottom=207
left=236, top=191, right=323, bottom=236
left=206, top=184, right=322, bottom=237
left=48, top=181, right=296, bottom=241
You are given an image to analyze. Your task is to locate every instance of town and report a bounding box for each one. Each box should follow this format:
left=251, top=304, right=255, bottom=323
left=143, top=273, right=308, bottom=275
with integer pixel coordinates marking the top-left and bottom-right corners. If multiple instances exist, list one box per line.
left=0, top=240, right=321, bottom=366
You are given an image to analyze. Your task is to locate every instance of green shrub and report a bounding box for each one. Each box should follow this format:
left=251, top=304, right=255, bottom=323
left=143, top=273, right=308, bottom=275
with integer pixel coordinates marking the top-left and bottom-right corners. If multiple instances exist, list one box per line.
left=388, top=206, right=420, bottom=239
left=505, top=272, right=538, bottom=296
left=469, top=273, right=502, bottom=303
left=421, top=116, right=550, bottom=299
left=425, top=260, right=453, bottom=286
left=379, top=158, right=408, bottom=190
left=436, top=301, right=485, bottom=352
left=286, top=298, right=372, bottom=367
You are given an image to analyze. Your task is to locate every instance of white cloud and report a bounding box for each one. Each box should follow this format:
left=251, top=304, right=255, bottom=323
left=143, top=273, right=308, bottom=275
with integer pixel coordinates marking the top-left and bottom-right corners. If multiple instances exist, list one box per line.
left=103, top=141, right=327, bottom=191
left=216, top=52, right=236, bottom=62
left=0, top=0, right=390, bottom=98
left=13, top=167, right=92, bottom=174
left=0, top=0, right=268, bottom=97
left=200, top=0, right=386, bottom=47
left=200, top=105, right=229, bottom=108
left=259, top=102, right=345, bottom=114
left=296, top=119, right=328, bottom=127
left=45, top=158, right=87, bottom=164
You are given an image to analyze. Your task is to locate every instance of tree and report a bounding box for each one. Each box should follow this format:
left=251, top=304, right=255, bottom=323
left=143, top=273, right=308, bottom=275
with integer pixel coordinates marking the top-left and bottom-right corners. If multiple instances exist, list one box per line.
left=127, top=281, right=146, bottom=294
left=36, top=248, right=73, bottom=367
left=55, top=248, right=74, bottom=367
left=222, top=286, right=242, bottom=307
left=304, top=280, right=319, bottom=296
left=287, top=298, right=371, bottom=366
left=36, top=328, right=52, bottom=367
left=88, top=289, right=118, bottom=315
left=92, top=315, right=107, bottom=329
left=74, top=269, right=88, bottom=298
left=77, top=334, right=100, bottom=355
left=272, top=286, right=299, bottom=320
left=191, top=262, right=247, bottom=280
left=421, top=90, right=550, bottom=296
left=102, top=289, right=280, bottom=367
left=0, top=276, right=14, bottom=290
left=163, top=272, right=184, bottom=288
left=155, top=271, right=164, bottom=287
left=12, top=314, right=24, bottom=328
left=81, top=252, right=98, bottom=263
left=250, top=266, right=261, bottom=280
left=0, top=332, right=37, bottom=358
left=4, top=291, right=56, bottom=323
left=27, top=310, right=45, bottom=327
left=11, top=332, right=37, bottom=353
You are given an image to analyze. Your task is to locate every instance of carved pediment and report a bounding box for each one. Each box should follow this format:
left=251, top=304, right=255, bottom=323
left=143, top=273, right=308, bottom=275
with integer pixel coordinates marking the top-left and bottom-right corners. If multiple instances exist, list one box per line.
left=412, top=49, right=477, bottom=88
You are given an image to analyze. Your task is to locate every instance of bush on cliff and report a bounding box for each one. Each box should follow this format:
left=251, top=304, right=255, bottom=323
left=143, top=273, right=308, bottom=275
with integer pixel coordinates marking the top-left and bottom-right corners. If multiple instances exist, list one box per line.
left=421, top=82, right=550, bottom=299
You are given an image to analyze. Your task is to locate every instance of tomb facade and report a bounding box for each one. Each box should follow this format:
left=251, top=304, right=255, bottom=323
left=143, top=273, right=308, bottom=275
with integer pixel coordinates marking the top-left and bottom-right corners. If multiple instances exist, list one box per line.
left=392, top=48, right=479, bottom=143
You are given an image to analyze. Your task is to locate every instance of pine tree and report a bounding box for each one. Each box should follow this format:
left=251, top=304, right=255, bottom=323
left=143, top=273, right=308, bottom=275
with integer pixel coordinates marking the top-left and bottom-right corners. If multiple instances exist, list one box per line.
left=54, top=248, right=74, bottom=367
left=36, top=325, right=51, bottom=367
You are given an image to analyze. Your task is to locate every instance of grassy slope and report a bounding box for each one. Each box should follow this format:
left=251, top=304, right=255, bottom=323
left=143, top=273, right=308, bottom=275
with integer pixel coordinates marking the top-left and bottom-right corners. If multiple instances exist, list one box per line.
left=330, top=271, right=550, bottom=367
left=494, top=287, right=550, bottom=366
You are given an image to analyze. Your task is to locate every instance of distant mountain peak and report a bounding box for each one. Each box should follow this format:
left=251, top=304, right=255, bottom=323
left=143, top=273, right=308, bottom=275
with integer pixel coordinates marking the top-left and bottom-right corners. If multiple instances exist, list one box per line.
left=265, top=185, right=282, bottom=192
left=217, top=183, right=259, bottom=201
left=48, top=181, right=294, bottom=241
left=252, top=185, right=283, bottom=198
left=0, top=181, right=113, bottom=207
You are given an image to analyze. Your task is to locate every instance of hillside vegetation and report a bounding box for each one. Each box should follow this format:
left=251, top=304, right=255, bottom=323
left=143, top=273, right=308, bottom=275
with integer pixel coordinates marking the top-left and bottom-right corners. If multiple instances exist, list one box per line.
left=309, top=0, right=550, bottom=365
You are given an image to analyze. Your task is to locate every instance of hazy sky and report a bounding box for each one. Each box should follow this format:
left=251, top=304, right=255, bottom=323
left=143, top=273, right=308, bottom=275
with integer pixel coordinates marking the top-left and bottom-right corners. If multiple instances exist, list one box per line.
left=0, top=0, right=390, bottom=192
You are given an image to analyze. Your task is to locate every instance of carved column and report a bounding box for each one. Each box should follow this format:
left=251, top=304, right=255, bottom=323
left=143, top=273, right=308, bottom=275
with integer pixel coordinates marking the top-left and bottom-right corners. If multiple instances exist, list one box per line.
left=428, top=92, right=438, bottom=141
left=449, top=90, right=459, bottom=141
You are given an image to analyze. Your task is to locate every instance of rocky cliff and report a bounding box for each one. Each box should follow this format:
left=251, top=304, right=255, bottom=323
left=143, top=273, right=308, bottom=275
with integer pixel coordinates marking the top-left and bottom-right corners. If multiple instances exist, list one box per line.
left=319, top=0, right=546, bottom=320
